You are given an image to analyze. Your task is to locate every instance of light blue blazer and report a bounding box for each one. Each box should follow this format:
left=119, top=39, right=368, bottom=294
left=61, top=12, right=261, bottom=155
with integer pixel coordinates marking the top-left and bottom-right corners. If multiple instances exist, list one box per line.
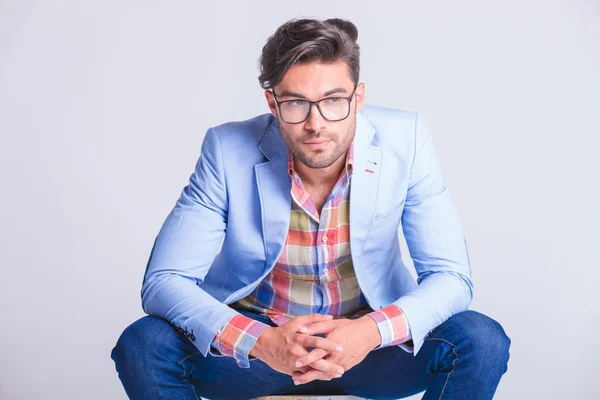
left=141, top=105, right=474, bottom=357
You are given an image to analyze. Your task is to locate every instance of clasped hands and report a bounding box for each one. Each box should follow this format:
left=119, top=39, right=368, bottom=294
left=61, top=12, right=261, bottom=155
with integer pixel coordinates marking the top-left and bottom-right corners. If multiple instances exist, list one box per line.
left=249, top=313, right=381, bottom=385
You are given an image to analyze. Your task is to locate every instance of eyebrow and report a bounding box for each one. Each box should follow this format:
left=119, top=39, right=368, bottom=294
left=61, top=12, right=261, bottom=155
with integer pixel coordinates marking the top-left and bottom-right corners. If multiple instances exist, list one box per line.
left=277, top=87, right=349, bottom=99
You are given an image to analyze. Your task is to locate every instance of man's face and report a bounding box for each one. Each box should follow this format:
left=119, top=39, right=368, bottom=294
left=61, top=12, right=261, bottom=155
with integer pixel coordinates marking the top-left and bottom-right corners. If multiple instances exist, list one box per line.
left=265, top=61, right=365, bottom=169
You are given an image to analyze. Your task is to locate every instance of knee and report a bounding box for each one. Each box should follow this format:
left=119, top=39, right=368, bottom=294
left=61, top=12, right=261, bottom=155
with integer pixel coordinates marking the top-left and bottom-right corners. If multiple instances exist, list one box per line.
left=111, top=316, right=173, bottom=368
left=453, top=311, right=511, bottom=366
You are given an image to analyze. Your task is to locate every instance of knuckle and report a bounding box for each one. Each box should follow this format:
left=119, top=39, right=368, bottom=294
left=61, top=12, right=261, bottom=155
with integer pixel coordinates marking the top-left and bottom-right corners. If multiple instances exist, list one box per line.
left=289, top=345, right=303, bottom=357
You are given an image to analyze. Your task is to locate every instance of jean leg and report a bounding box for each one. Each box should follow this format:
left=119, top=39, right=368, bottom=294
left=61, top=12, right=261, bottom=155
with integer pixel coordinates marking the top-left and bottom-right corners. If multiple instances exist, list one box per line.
left=111, top=315, right=203, bottom=400
left=182, top=308, right=326, bottom=399
left=420, top=310, right=511, bottom=400
left=310, top=310, right=510, bottom=400
left=314, top=338, right=432, bottom=399
left=111, top=310, right=317, bottom=400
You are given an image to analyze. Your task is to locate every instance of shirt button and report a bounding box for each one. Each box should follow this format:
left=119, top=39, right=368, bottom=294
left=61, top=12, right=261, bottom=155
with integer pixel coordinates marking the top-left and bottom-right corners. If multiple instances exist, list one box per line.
left=322, top=236, right=328, bottom=243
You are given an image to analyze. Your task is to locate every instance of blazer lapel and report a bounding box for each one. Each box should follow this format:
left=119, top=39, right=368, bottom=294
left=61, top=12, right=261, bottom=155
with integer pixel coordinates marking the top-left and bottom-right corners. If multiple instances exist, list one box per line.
left=254, top=118, right=291, bottom=272
left=254, top=112, right=380, bottom=269
left=350, top=111, right=381, bottom=257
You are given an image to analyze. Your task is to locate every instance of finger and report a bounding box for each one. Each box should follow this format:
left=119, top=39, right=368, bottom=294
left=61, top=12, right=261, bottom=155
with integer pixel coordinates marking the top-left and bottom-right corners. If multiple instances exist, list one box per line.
left=300, top=320, right=341, bottom=335
left=294, top=348, right=344, bottom=376
left=299, top=335, right=343, bottom=354
left=295, top=348, right=327, bottom=368
left=291, top=370, right=305, bottom=381
left=293, top=368, right=342, bottom=385
left=296, top=349, right=345, bottom=374
left=293, top=313, right=334, bottom=331
left=310, top=358, right=345, bottom=377
left=294, top=365, right=310, bottom=374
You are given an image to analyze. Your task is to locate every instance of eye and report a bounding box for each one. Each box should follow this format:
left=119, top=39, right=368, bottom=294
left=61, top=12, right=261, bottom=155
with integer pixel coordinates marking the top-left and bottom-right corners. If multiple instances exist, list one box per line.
left=287, top=100, right=307, bottom=107
left=322, top=97, right=342, bottom=105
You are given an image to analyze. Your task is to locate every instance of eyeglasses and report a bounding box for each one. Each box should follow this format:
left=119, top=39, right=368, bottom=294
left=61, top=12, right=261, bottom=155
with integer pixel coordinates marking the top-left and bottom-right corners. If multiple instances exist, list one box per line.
left=271, top=84, right=358, bottom=124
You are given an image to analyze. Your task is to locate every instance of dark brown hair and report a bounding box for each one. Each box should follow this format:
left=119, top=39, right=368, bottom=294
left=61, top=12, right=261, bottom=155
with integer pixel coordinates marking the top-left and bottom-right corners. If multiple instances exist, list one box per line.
left=258, top=18, right=360, bottom=90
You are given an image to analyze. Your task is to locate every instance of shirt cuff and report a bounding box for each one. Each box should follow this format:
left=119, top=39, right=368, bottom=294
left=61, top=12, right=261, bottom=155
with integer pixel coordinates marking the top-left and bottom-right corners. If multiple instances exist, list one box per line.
left=210, top=314, right=270, bottom=368
left=366, top=305, right=412, bottom=349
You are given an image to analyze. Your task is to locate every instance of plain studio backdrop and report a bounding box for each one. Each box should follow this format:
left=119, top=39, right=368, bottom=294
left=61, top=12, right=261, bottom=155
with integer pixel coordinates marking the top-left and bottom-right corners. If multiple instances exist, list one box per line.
left=1, top=1, right=599, bottom=399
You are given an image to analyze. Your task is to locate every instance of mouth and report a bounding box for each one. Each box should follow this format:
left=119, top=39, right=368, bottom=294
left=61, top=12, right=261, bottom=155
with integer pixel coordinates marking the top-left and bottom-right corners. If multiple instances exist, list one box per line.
left=303, top=139, right=331, bottom=150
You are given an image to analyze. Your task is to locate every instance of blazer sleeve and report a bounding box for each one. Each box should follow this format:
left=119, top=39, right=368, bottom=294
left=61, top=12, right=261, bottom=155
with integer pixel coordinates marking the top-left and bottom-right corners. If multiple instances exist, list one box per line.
left=393, top=113, right=474, bottom=355
left=140, top=127, right=240, bottom=356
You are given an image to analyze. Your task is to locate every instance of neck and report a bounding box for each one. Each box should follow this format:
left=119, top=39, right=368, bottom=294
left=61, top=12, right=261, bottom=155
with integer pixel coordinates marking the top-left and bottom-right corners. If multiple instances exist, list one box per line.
left=294, top=153, right=347, bottom=187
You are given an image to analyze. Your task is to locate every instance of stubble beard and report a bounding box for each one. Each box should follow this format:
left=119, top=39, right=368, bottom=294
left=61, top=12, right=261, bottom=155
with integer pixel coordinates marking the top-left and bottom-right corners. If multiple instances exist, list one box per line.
left=281, top=115, right=356, bottom=169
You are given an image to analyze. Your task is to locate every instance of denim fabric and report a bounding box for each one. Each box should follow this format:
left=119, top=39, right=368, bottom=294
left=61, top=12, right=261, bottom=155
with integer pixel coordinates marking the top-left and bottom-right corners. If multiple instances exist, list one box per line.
left=111, top=309, right=510, bottom=399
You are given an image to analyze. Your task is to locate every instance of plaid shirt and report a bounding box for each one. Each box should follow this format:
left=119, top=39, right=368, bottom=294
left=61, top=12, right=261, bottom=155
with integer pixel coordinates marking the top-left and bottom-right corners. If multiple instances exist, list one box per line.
left=210, top=142, right=411, bottom=368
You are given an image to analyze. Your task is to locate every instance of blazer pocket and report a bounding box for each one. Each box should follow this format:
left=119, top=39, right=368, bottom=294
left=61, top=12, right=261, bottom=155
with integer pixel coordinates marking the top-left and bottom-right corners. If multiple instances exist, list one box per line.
left=370, top=199, right=405, bottom=232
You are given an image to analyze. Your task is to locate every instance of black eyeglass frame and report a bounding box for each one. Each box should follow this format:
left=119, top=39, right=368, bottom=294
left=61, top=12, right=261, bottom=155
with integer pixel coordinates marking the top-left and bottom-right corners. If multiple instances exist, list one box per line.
left=271, top=83, right=359, bottom=124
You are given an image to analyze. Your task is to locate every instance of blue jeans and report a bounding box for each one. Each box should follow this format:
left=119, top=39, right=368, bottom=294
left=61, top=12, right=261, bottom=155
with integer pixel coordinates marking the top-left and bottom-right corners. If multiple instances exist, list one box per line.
left=111, top=309, right=510, bottom=399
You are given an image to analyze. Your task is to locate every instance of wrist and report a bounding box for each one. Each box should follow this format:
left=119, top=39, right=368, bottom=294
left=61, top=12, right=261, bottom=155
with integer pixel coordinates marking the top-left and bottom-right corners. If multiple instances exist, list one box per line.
left=249, top=326, right=274, bottom=359
left=357, top=316, right=382, bottom=350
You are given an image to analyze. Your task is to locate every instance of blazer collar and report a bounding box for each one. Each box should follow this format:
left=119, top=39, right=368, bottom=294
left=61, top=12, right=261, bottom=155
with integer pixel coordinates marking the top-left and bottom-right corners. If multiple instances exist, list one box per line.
left=258, top=116, right=287, bottom=163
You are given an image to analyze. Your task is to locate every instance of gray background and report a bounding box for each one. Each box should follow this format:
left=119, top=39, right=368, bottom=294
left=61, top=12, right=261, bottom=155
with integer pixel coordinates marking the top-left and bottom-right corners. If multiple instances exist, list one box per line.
left=1, top=1, right=599, bottom=399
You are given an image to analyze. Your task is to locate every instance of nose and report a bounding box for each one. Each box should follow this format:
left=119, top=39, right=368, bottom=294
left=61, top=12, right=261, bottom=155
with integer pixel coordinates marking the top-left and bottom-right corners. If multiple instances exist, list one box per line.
left=304, top=103, right=326, bottom=132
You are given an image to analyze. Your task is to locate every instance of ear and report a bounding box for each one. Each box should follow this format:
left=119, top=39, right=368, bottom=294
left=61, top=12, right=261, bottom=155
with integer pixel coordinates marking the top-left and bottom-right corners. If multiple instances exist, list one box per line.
left=264, top=90, right=278, bottom=117
left=354, top=82, right=365, bottom=114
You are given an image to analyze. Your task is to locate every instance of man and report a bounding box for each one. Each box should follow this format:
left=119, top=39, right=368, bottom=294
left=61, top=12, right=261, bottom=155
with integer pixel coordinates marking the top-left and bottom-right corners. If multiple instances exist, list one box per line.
left=111, top=18, right=510, bottom=400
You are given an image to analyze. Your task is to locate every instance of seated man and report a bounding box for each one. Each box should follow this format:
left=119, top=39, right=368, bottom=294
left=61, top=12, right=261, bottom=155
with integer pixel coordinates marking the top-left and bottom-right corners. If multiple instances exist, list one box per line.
left=111, top=17, right=510, bottom=400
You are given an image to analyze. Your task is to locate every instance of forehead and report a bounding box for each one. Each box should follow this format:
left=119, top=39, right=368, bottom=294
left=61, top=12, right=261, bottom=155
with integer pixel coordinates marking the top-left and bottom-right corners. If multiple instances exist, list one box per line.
left=275, top=61, right=354, bottom=98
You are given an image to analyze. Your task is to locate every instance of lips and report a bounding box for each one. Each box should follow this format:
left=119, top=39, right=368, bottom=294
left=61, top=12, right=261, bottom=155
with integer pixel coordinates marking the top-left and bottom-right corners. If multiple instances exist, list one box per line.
left=304, top=140, right=331, bottom=150
left=305, top=140, right=328, bottom=145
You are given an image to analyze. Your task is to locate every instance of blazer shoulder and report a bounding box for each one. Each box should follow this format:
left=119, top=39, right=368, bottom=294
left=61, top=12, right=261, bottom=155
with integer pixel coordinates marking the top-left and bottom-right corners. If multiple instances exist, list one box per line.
left=210, top=113, right=274, bottom=141
left=360, top=104, right=418, bottom=132
left=360, top=104, right=420, bottom=151
left=206, top=113, right=275, bottom=157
